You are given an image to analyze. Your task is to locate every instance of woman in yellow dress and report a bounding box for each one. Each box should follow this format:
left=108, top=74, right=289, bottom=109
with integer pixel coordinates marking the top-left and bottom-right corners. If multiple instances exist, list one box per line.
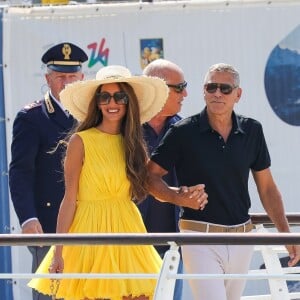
left=28, top=65, right=169, bottom=300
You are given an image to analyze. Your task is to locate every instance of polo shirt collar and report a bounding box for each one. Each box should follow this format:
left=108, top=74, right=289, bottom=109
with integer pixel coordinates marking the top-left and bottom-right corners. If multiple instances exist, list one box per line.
left=144, top=115, right=179, bottom=133
left=197, top=107, right=245, bottom=135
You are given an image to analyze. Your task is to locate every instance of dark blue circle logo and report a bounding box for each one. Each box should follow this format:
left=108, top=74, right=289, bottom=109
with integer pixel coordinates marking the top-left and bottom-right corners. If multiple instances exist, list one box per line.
left=264, top=25, right=300, bottom=126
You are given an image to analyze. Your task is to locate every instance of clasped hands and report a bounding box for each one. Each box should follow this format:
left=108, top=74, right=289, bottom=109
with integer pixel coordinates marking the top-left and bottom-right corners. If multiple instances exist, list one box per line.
left=177, top=184, right=208, bottom=210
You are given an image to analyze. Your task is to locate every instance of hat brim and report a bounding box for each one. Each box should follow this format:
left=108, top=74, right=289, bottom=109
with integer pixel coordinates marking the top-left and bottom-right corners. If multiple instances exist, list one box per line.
left=60, top=76, right=168, bottom=124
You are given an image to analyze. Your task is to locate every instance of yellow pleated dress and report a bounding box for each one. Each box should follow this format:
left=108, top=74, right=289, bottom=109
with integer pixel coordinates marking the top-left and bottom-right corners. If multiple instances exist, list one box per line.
left=28, top=127, right=162, bottom=300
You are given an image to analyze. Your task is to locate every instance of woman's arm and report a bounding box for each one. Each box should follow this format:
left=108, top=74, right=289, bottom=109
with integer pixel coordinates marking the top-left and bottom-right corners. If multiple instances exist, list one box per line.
left=49, top=134, right=84, bottom=272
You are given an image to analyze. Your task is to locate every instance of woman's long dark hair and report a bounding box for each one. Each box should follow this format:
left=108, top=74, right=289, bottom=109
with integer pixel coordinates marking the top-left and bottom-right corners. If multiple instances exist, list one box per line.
left=69, top=82, right=149, bottom=202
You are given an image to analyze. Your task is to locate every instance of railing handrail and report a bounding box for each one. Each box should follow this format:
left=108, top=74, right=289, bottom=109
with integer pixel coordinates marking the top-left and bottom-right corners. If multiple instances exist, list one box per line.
left=250, top=213, right=300, bottom=225
left=1, top=232, right=300, bottom=246
left=1, top=213, right=300, bottom=246
left=2, top=220, right=300, bottom=300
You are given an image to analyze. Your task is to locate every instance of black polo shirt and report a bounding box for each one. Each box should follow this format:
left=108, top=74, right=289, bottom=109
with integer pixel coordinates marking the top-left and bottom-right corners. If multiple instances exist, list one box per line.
left=151, top=108, right=271, bottom=225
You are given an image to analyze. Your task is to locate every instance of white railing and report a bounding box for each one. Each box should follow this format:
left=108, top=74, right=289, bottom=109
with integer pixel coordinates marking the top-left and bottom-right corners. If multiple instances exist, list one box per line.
left=1, top=213, right=300, bottom=299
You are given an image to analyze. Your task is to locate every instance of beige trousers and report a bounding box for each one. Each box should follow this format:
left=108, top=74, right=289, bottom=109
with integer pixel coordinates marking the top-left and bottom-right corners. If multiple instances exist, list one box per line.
left=181, top=229, right=254, bottom=300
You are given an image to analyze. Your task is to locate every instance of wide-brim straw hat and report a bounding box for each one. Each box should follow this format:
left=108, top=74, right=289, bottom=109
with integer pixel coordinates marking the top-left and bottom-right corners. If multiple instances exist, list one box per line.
left=60, top=65, right=169, bottom=124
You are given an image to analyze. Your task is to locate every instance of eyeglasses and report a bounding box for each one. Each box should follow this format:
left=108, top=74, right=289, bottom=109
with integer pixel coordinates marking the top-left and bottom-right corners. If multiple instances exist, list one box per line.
left=96, top=91, right=129, bottom=105
left=167, top=81, right=187, bottom=93
left=205, top=83, right=237, bottom=95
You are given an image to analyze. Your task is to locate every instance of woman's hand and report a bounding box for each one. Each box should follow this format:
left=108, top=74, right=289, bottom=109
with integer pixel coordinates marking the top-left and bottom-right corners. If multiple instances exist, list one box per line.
left=48, top=255, right=64, bottom=274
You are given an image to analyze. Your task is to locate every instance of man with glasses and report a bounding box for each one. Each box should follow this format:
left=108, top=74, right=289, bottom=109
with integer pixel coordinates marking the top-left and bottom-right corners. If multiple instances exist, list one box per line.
left=146, top=63, right=300, bottom=300
left=138, top=58, right=187, bottom=300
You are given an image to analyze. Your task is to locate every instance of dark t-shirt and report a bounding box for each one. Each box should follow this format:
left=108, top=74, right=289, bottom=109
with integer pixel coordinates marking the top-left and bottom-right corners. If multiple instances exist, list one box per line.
left=151, top=108, right=271, bottom=225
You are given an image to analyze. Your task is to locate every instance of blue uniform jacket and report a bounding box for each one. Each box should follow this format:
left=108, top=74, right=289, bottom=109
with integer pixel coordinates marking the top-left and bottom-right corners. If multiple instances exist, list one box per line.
left=9, top=95, right=76, bottom=233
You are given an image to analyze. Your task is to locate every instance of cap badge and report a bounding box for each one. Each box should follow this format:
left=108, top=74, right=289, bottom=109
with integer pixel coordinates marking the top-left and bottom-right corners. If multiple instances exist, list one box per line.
left=62, top=44, right=72, bottom=60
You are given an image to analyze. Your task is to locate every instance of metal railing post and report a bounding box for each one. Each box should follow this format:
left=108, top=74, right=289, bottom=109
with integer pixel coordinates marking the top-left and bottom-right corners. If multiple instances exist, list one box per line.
left=153, top=242, right=180, bottom=300
left=256, top=224, right=290, bottom=300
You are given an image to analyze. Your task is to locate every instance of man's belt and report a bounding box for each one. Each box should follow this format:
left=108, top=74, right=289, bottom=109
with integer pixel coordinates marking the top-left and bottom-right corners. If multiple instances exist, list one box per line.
left=179, top=219, right=253, bottom=233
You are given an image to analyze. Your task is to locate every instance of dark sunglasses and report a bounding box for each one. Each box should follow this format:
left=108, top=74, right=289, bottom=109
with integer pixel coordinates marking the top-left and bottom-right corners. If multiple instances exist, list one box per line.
left=167, top=81, right=187, bottom=93
left=205, top=83, right=237, bottom=95
left=96, top=91, right=129, bottom=105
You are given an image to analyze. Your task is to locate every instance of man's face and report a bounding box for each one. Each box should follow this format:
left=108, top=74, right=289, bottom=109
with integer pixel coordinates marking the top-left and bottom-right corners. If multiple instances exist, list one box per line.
left=161, top=71, right=188, bottom=117
left=45, top=70, right=84, bottom=101
left=204, top=71, right=241, bottom=116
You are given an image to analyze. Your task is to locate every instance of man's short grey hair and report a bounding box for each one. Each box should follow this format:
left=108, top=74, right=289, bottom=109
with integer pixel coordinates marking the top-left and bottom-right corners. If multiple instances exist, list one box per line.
left=46, top=67, right=54, bottom=75
left=204, top=63, right=240, bottom=87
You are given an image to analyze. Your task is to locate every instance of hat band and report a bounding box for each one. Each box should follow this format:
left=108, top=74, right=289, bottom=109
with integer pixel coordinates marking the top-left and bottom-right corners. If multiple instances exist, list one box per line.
left=47, top=60, right=82, bottom=66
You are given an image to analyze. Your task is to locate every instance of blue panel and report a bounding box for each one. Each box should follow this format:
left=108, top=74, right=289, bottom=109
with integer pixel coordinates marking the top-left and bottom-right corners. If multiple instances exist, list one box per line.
left=264, top=25, right=300, bottom=126
left=0, top=7, right=14, bottom=300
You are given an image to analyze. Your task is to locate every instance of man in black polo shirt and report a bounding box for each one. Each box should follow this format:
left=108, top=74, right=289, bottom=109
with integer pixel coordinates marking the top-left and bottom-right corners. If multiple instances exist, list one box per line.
left=147, top=63, right=300, bottom=300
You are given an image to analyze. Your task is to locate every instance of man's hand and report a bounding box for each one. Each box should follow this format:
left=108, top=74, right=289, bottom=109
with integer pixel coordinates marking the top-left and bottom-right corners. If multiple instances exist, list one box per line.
left=178, top=184, right=208, bottom=210
left=22, top=219, right=43, bottom=234
left=286, top=244, right=300, bottom=267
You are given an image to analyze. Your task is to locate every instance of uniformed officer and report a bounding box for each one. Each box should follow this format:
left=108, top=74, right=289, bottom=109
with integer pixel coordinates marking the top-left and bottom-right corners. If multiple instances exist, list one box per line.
left=9, top=42, right=88, bottom=300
